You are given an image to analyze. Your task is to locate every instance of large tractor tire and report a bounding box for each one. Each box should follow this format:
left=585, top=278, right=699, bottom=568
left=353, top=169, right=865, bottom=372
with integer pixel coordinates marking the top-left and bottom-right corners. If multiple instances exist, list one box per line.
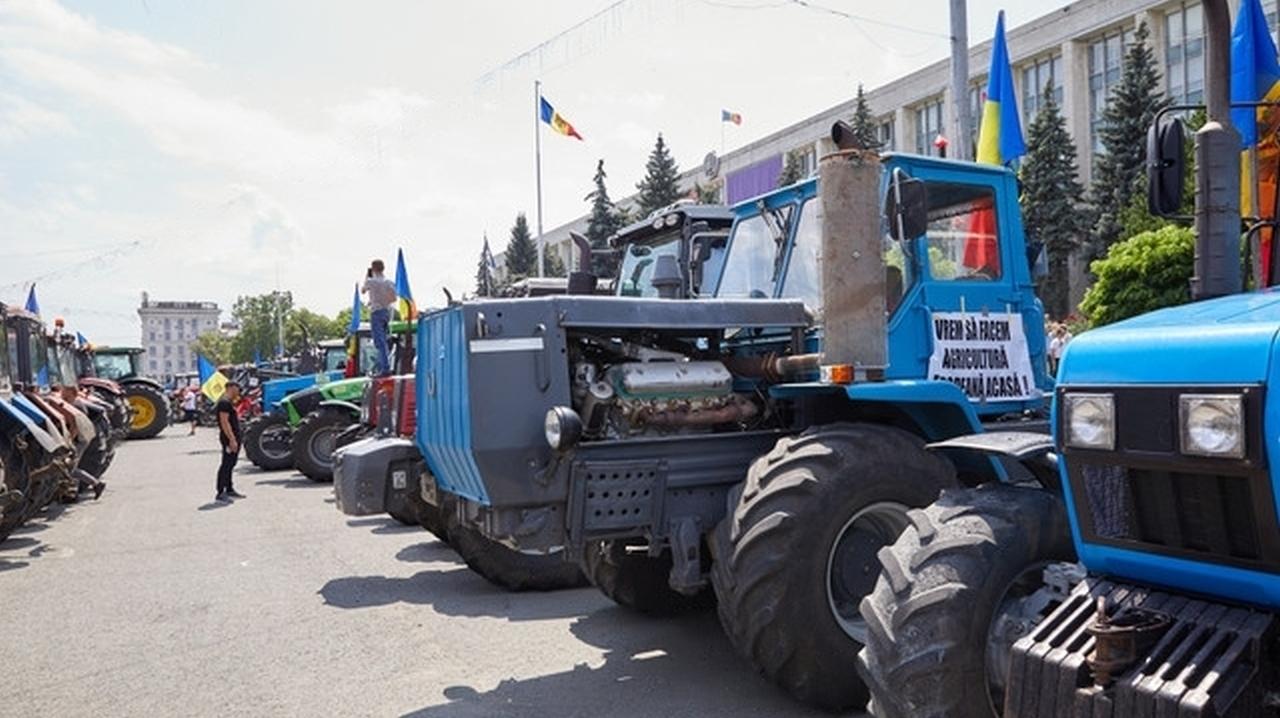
left=709, top=423, right=956, bottom=711
left=243, top=414, right=294, bottom=471
left=857, top=484, right=1075, bottom=718
left=123, top=383, right=169, bottom=439
left=77, top=412, right=116, bottom=478
left=444, top=507, right=585, bottom=592
left=290, top=407, right=354, bottom=482
left=583, top=539, right=714, bottom=616
left=0, top=440, right=31, bottom=543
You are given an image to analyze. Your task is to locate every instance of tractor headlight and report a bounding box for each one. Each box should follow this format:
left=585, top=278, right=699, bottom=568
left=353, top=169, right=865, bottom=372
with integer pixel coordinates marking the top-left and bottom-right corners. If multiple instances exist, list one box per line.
left=1180, top=394, right=1245, bottom=458
left=1064, top=393, right=1115, bottom=450
left=544, top=406, right=582, bottom=451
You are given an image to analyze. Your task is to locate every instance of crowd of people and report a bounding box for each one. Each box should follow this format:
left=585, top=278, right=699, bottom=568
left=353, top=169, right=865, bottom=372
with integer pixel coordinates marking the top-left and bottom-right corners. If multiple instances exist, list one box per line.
left=1046, top=320, right=1074, bottom=376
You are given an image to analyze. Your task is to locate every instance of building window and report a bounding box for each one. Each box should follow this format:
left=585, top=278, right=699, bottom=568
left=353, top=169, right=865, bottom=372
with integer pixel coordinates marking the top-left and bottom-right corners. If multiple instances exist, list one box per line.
left=164, top=345, right=171, bottom=357
left=915, top=98, right=945, bottom=156
left=1165, top=4, right=1204, bottom=106
left=164, top=318, right=171, bottom=329
left=164, top=331, right=171, bottom=341
left=878, top=118, right=895, bottom=150
left=1088, top=26, right=1135, bottom=152
left=149, top=359, right=157, bottom=371
left=148, top=346, right=156, bottom=356
left=164, top=360, right=172, bottom=371
left=1021, top=55, right=1063, bottom=125
left=148, top=331, right=156, bottom=341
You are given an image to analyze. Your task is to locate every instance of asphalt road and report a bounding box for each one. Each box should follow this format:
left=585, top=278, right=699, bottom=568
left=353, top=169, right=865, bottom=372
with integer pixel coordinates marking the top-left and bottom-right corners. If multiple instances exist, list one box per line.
left=0, top=428, right=840, bottom=717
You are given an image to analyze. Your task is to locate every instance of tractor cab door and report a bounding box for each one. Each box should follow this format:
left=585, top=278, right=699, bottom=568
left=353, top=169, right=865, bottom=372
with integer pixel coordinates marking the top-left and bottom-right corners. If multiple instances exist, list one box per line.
left=885, top=157, right=1050, bottom=416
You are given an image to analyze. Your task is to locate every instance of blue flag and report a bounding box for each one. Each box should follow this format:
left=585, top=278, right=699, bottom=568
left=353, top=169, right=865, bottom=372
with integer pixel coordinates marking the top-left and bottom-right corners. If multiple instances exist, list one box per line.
left=254, top=348, right=263, bottom=366
left=24, top=285, right=39, bottom=315
left=197, top=354, right=217, bottom=385
left=976, top=11, right=1025, bottom=165
left=394, top=247, right=416, bottom=320
left=76, top=331, right=88, bottom=347
left=348, top=282, right=361, bottom=333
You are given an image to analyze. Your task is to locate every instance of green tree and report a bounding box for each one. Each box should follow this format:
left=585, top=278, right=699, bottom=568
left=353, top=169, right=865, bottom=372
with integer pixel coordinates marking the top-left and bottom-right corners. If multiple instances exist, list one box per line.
left=848, top=84, right=881, bottom=150
left=1020, top=85, right=1086, bottom=319
left=285, top=307, right=343, bottom=355
left=543, top=248, right=567, bottom=277
left=229, top=291, right=293, bottom=361
left=1088, top=21, right=1168, bottom=261
left=693, top=181, right=721, bottom=204
left=777, top=150, right=805, bottom=187
left=190, top=330, right=233, bottom=365
left=475, top=235, right=497, bottom=296
left=635, top=133, right=681, bottom=216
left=585, top=159, right=625, bottom=276
left=503, top=212, right=538, bottom=280
left=1080, top=225, right=1194, bottom=326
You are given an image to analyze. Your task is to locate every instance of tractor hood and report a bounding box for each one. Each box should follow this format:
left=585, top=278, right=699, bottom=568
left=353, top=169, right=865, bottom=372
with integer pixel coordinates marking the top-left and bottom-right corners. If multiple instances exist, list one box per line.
left=1060, top=290, right=1280, bottom=385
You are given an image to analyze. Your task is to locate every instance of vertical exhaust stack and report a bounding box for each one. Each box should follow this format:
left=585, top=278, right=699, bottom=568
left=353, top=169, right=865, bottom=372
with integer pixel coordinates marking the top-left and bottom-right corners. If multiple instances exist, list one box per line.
left=821, top=122, right=887, bottom=379
left=1193, top=0, right=1241, bottom=300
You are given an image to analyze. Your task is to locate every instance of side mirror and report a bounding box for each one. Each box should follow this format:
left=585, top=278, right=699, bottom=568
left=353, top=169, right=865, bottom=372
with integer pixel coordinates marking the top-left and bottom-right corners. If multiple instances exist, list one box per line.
left=1147, top=117, right=1185, bottom=217
left=885, top=168, right=928, bottom=242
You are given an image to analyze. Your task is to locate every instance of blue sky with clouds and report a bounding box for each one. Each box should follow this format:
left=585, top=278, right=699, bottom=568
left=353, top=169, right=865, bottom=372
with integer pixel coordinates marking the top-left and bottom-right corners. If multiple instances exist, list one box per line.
left=1, top=0, right=1041, bottom=344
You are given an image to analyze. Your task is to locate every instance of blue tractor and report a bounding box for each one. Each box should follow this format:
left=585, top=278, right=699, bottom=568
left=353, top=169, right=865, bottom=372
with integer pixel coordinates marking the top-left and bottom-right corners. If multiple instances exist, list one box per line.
left=413, top=129, right=1051, bottom=709
left=856, top=3, right=1279, bottom=715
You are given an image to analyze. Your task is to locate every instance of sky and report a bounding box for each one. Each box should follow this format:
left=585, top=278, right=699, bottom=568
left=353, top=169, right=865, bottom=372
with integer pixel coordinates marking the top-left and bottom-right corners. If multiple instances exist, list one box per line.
left=1, top=0, right=1047, bottom=345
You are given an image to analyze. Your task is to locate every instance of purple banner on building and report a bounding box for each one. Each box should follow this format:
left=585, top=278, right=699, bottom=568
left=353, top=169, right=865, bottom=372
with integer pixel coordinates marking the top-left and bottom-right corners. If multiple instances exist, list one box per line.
left=725, top=154, right=783, bottom=205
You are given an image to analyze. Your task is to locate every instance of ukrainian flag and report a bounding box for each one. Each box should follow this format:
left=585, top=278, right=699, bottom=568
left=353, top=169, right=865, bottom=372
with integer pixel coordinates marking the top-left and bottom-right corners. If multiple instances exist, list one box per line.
left=1231, top=0, right=1280, bottom=278
left=394, top=247, right=416, bottom=321
left=975, top=11, right=1026, bottom=166
left=197, top=354, right=228, bottom=402
left=347, top=282, right=361, bottom=363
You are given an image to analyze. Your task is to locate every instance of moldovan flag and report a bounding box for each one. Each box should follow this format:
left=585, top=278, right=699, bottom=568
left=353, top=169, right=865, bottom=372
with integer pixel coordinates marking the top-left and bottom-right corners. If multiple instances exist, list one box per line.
left=1232, top=0, right=1280, bottom=280
left=540, top=97, right=583, bottom=140
left=197, top=354, right=228, bottom=401
left=721, top=109, right=743, bottom=125
left=966, top=11, right=1025, bottom=277
left=394, top=247, right=416, bottom=321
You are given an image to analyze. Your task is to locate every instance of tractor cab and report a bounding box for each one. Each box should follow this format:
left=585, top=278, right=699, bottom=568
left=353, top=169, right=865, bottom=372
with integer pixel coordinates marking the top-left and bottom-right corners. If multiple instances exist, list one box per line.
left=716, top=152, right=1051, bottom=418
left=92, top=347, right=146, bottom=382
left=613, top=203, right=735, bottom=299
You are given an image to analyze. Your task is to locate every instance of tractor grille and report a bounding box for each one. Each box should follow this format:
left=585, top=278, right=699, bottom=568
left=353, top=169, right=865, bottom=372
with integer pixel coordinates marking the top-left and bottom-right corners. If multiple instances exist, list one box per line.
left=416, top=308, right=488, bottom=504
left=1061, top=384, right=1280, bottom=573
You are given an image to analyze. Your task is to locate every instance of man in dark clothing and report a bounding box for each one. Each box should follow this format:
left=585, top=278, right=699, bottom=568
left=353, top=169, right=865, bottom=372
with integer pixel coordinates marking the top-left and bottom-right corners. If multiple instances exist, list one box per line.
left=215, top=381, right=246, bottom=502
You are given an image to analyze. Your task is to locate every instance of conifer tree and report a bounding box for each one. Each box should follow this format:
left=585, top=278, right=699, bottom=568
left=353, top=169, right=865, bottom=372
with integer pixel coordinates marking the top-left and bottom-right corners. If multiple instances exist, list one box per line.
left=504, top=212, right=538, bottom=280
left=694, top=182, right=721, bottom=204
left=636, top=133, right=681, bottom=216
left=777, top=150, right=804, bottom=187
left=543, top=249, right=566, bottom=278
left=584, top=159, right=625, bottom=277
left=1088, top=21, right=1168, bottom=260
left=848, top=84, right=881, bottom=150
left=475, top=235, right=496, bottom=297
left=1020, top=86, right=1086, bottom=319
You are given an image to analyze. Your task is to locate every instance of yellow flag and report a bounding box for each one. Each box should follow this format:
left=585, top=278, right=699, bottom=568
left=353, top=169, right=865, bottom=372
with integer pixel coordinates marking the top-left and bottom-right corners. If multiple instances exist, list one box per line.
left=201, top=370, right=228, bottom=402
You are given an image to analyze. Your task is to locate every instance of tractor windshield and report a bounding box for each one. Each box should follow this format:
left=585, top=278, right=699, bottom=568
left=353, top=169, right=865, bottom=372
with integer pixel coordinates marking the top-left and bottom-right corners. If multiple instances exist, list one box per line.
left=616, top=231, right=682, bottom=297
left=0, top=325, right=11, bottom=396
left=57, top=347, right=78, bottom=387
left=28, top=329, right=47, bottom=386
left=46, top=343, right=62, bottom=386
left=94, top=353, right=134, bottom=380
left=717, top=206, right=792, bottom=300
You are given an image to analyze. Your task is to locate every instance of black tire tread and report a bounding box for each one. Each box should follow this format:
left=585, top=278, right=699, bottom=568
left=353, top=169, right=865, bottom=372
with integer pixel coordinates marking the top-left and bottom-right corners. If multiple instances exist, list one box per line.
left=582, top=540, right=713, bottom=616
left=290, top=408, right=352, bottom=482
left=856, top=483, right=1074, bottom=718
left=444, top=509, right=585, bottom=592
left=708, top=422, right=956, bottom=710
left=243, top=415, right=293, bottom=471
left=123, top=383, right=169, bottom=439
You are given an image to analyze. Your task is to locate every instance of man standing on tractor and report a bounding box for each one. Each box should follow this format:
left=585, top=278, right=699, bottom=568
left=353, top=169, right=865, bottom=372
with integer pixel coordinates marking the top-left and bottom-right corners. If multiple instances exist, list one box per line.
left=215, top=381, right=246, bottom=503
left=361, top=259, right=396, bottom=377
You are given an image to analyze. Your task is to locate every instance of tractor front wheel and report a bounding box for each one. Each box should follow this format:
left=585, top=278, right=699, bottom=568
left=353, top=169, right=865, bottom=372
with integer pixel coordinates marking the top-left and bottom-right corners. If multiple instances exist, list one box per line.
left=243, top=414, right=294, bottom=471
left=709, top=423, right=956, bottom=711
left=290, top=407, right=353, bottom=482
left=123, top=384, right=169, bottom=439
left=583, top=539, right=714, bottom=616
left=857, top=484, right=1075, bottom=718
left=444, top=507, right=585, bottom=592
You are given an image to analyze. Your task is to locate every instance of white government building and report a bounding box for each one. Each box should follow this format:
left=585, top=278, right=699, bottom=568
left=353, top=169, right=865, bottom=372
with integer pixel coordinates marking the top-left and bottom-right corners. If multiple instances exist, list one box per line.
left=523, top=0, right=1275, bottom=306
left=137, top=293, right=221, bottom=380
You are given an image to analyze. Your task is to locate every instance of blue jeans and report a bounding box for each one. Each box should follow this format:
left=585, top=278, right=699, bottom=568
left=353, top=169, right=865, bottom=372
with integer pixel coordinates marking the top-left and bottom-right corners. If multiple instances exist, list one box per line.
left=371, top=307, right=391, bottom=375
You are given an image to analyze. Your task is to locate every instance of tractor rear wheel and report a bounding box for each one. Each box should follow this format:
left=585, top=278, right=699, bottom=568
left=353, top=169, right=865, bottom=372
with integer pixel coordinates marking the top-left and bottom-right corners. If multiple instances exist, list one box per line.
left=123, top=383, right=169, bottom=439
left=0, top=439, right=31, bottom=543
left=77, top=412, right=115, bottom=478
left=243, top=414, right=293, bottom=471
left=583, top=540, right=714, bottom=615
left=290, top=407, right=353, bottom=482
left=857, top=484, right=1075, bottom=718
left=444, top=508, right=585, bottom=591
left=709, top=422, right=956, bottom=711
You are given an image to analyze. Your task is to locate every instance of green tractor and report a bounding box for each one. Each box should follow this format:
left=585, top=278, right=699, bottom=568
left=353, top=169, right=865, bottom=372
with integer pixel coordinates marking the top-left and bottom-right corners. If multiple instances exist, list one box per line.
left=242, top=322, right=412, bottom=480
left=90, top=346, right=170, bottom=439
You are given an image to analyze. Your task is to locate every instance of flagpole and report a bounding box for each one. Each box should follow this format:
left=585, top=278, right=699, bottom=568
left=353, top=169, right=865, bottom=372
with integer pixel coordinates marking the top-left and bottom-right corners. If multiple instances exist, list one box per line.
left=534, top=79, right=545, bottom=279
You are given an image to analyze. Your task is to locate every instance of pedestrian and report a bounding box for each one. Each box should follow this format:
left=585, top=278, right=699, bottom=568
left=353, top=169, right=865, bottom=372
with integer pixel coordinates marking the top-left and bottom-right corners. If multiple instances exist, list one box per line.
left=182, top=386, right=199, bottom=435
left=1048, top=323, right=1072, bottom=377
left=361, top=258, right=397, bottom=376
left=215, top=381, right=246, bottom=503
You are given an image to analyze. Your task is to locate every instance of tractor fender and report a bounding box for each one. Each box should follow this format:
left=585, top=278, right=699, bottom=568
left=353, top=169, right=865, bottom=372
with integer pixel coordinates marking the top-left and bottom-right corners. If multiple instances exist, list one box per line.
left=317, top=399, right=361, bottom=418
left=79, top=377, right=123, bottom=397
left=120, top=376, right=166, bottom=392
left=770, top=379, right=1005, bottom=481
left=0, top=396, right=64, bottom=454
left=927, top=430, right=1059, bottom=490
